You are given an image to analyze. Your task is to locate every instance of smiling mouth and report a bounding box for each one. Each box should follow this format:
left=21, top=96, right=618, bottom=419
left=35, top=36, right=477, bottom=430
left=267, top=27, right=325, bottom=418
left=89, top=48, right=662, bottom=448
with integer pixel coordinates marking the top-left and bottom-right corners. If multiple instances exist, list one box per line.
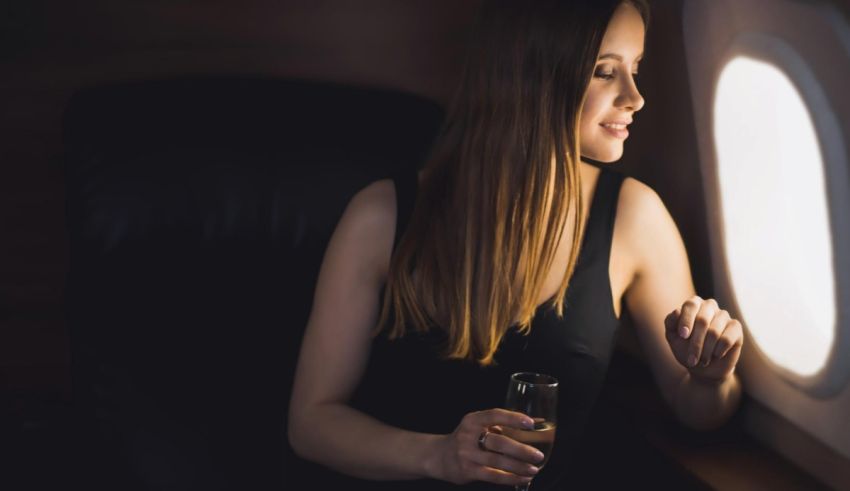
left=599, top=123, right=629, bottom=139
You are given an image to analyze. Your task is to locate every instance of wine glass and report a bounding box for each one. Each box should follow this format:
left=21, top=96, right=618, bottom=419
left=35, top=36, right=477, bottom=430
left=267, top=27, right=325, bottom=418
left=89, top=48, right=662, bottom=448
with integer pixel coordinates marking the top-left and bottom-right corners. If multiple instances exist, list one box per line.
left=502, top=372, right=558, bottom=491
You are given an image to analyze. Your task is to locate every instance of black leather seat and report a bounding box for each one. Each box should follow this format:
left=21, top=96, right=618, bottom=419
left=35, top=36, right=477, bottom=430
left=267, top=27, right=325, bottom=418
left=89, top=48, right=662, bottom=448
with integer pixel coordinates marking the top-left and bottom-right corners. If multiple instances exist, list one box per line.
left=61, top=76, right=443, bottom=490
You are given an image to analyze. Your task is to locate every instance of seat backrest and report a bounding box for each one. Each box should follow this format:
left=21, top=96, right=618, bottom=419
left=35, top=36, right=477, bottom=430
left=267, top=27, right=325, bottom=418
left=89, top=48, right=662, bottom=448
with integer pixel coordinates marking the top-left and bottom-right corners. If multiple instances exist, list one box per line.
left=62, top=76, right=443, bottom=490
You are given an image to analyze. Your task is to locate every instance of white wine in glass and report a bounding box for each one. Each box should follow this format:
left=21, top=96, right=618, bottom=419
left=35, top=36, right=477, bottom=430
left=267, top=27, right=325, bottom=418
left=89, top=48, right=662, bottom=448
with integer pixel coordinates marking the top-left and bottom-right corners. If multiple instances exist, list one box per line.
left=503, top=372, right=558, bottom=491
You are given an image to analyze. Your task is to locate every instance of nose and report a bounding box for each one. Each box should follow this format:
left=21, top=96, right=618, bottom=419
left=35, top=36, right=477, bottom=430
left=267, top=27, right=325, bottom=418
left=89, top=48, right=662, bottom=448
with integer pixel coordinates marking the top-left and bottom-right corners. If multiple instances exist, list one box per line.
left=616, top=76, right=645, bottom=112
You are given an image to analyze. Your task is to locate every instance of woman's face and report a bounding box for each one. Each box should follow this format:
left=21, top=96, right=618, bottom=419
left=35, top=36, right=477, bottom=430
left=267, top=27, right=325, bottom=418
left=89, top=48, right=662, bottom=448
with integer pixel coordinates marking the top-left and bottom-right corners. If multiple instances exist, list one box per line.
left=579, top=2, right=646, bottom=163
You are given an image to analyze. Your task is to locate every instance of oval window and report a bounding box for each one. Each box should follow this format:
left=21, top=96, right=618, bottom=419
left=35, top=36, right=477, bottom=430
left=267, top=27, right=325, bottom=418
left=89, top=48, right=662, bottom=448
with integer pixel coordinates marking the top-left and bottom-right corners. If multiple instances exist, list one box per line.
left=713, top=56, right=836, bottom=377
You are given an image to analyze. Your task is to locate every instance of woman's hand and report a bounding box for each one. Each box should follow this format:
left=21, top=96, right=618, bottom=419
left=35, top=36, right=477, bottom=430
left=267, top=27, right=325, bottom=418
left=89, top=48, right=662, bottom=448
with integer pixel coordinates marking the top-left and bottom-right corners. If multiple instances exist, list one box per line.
left=664, top=296, right=744, bottom=384
left=432, top=408, right=545, bottom=486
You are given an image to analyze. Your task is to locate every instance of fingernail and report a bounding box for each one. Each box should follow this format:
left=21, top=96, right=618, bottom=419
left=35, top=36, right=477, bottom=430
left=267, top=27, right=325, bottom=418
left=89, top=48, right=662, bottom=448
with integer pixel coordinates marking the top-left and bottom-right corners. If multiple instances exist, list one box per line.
left=688, top=354, right=698, bottom=367
left=523, top=419, right=535, bottom=429
left=679, top=326, right=689, bottom=338
left=702, top=358, right=710, bottom=367
left=535, top=450, right=545, bottom=462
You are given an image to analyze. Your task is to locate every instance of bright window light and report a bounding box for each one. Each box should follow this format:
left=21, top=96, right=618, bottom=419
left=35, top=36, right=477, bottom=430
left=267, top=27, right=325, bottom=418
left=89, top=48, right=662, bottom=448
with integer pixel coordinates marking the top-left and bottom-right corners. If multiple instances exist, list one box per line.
left=714, top=56, right=836, bottom=377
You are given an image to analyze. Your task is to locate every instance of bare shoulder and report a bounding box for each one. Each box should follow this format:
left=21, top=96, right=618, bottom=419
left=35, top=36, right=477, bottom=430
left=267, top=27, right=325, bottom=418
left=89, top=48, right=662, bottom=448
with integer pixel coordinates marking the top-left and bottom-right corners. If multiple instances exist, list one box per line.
left=337, top=178, right=398, bottom=282
left=618, top=176, right=665, bottom=223
left=616, top=176, right=683, bottom=273
left=347, top=178, right=397, bottom=226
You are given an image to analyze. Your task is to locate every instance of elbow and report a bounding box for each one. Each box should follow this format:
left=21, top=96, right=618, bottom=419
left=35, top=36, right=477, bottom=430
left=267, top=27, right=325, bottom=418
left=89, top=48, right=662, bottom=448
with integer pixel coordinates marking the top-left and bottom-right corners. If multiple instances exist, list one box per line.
left=288, top=403, right=332, bottom=463
left=286, top=420, right=300, bottom=458
left=287, top=409, right=310, bottom=460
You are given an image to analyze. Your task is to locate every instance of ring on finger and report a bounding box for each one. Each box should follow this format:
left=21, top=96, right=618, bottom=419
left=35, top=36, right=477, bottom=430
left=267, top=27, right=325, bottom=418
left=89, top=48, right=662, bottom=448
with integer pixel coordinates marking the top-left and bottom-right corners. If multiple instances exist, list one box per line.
left=477, top=429, right=491, bottom=452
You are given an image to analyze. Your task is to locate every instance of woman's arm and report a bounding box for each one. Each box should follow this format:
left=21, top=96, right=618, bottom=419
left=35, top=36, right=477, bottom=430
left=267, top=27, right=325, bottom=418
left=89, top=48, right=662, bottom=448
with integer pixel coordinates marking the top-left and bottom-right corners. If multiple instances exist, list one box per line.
left=288, top=180, right=438, bottom=479
left=287, top=180, right=542, bottom=485
left=619, top=178, right=742, bottom=430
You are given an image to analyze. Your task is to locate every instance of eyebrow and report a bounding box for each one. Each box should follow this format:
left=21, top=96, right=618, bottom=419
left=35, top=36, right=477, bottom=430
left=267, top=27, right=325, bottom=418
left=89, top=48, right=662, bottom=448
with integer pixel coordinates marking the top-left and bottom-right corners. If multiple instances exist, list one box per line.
left=598, top=53, right=644, bottom=62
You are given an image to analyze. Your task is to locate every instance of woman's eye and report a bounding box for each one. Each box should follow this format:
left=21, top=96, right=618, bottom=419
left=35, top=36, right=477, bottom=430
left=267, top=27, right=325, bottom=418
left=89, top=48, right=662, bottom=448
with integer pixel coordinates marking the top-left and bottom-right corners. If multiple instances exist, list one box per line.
left=594, top=70, right=615, bottom=80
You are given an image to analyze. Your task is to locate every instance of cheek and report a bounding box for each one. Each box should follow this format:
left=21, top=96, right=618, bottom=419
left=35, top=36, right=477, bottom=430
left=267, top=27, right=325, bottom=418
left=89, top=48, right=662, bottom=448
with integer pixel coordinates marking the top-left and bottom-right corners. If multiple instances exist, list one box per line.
left=579, top=92, right=603, bottom=134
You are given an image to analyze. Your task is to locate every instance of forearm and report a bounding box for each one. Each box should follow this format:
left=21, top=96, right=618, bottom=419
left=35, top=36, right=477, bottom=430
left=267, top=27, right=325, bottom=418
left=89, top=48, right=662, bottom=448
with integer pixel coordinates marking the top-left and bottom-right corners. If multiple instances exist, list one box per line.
left=289, top=403, right=443, bottom=481
left=672, top=371, right=742, bottom=431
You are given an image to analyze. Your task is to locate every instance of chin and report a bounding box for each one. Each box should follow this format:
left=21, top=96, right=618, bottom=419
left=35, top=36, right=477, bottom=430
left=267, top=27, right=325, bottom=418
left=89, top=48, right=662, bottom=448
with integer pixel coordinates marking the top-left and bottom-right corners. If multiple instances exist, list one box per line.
left=579, top=140, right=625, bottom=163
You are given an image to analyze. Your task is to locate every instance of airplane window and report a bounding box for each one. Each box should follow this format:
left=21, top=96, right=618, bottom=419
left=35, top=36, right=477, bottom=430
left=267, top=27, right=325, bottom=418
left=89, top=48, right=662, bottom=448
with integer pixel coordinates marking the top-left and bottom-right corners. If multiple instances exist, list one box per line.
left=713, top=55, right=836, bottom=377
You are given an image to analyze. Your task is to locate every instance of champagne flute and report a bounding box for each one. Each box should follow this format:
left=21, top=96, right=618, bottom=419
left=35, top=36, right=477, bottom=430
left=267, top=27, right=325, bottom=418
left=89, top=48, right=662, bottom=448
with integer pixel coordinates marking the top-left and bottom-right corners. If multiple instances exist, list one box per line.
left=502, top=372, right=558, bottom=491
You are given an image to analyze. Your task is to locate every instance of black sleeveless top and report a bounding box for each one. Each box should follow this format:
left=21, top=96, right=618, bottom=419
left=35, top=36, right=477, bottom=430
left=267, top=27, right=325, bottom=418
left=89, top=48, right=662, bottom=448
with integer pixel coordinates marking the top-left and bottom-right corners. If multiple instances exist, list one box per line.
left=337, top=166, right=626, bottom=490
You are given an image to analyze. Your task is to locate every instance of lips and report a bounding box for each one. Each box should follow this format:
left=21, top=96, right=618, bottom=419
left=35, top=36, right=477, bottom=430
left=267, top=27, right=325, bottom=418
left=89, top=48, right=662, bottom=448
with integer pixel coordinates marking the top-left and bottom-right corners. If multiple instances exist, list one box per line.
left=599, top=119, right=632, bottom=128
left=601, top=123, right=628, bottom=130
left=599, top=121, right=630, bottom=139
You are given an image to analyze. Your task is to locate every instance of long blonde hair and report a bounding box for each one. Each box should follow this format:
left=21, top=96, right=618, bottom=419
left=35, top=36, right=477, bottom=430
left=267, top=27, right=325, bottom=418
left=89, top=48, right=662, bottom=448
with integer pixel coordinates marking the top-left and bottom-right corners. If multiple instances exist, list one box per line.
left=374, top=0, right=650, bottom=366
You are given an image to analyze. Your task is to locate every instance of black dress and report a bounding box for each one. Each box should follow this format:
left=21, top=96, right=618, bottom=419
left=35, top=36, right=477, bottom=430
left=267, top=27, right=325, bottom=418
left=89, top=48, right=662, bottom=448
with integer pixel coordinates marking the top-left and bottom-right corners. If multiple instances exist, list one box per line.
left=319, top=166, right=626, bottom=490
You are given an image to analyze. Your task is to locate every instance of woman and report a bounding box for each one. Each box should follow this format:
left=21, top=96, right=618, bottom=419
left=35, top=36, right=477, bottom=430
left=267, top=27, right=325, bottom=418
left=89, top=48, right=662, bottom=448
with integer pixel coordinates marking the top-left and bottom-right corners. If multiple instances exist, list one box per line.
left=288, top=0, right=744, bottom=489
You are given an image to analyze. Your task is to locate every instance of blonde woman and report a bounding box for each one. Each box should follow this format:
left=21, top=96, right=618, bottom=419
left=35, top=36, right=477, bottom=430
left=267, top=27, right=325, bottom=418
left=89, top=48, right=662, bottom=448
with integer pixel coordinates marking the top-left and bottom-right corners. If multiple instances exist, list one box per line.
left=288, top=1, right=743, bottom=489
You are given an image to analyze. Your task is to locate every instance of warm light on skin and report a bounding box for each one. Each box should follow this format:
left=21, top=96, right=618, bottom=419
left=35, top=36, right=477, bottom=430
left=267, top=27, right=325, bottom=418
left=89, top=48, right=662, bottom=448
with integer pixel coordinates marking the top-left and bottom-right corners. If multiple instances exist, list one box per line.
left=714, top=56, right=836, bottom=376
left=580, top=2, right=646, bottom=164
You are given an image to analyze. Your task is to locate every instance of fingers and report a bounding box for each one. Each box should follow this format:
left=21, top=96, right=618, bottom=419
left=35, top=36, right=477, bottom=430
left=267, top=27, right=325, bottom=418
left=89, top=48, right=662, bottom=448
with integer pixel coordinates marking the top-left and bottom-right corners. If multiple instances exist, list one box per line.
left=468, top=409, right=534, bottom=431
left=467, top=409, right=542, bottom=465
left=479, top=432, right=545, bottom=466
left=683, top=297, right=719, bottom=367
left=713, top=318, right=744, bottom=359
left=699, top=309, right=730, bottom=367
left=455, top=409, right=541, bottom=487
left=471, top=439, right=541, bottom=478
left=669, top=296, right=745, bottom=372
left=677, top=296, right=703, bottom=339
